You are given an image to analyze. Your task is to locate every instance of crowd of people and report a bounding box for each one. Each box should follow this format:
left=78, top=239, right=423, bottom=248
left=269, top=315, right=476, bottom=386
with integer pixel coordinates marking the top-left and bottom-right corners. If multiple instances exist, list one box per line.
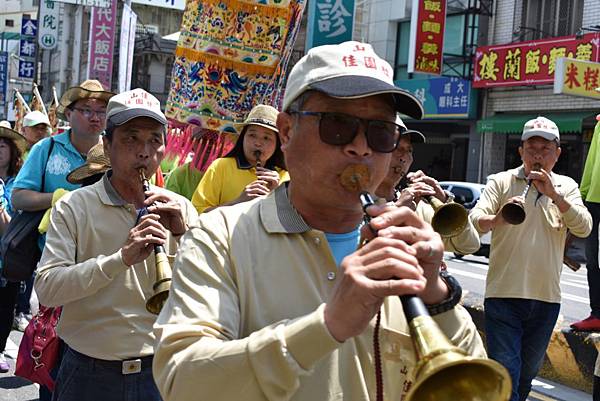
left=0, top=40, right=597, bottom=401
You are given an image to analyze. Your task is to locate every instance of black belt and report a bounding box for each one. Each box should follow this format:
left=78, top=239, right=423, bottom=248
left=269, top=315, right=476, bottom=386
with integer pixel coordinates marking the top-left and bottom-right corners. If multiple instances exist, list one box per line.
left=68, top=347, right=153, bottom=375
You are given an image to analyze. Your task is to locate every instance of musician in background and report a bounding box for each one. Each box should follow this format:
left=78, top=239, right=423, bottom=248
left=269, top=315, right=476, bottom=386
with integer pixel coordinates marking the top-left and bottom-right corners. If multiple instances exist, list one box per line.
left=375, top=116, right=480, bottom=255
left=34, top=89, right=197, bottom=401
left=191, top=104, right=288, bottom=213
left=154, top=41, right=485, bottom=401
left=470, top=116, right=592, bottom=401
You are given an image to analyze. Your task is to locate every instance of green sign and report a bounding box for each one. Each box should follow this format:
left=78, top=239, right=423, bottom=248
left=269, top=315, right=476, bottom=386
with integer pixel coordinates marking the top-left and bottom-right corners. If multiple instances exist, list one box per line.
left=306, top=0, right=355, bottom=49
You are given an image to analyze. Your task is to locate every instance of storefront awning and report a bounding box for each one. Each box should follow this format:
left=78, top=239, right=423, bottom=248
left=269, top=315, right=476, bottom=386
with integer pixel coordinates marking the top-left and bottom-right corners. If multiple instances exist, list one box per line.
left=477, top=112, right=596, bottom=134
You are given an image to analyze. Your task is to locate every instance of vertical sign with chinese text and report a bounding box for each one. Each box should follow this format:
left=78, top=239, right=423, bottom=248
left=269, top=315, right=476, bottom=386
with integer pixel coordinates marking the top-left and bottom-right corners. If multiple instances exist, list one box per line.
left=473, top=33, right=600, bottom=88
left=39, top=0, right=59, bottom=50
left=306, top=0, right=355, bottom=49
left=0, top=52, right=8, bottom=105
left=118, top=3, right=137, bottom=93
left=88, top=0, right=118, bottom=90
left=18, top=17, right=37, bottom=79
left=554, top=58, right=600, bottom=100
left=408, top=0, right=447, bottom=75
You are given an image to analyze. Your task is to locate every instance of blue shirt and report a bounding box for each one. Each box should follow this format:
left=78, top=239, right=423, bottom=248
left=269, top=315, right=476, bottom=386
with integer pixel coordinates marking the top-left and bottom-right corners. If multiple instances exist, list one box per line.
left=13, top=130, right=85, bottom=194
left=325, top=227, right=361, bottom=266
left=1, top=176, right=16, bottom=216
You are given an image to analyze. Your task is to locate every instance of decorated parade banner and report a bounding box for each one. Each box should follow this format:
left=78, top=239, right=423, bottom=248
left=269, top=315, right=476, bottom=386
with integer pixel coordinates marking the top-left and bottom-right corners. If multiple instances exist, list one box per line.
left=395, top=76, right=474, bottom=119
left=166, top=0, right=306, bottom=133
left=473, top=32, right=600, bottom=88
left=408, top=0, right=447, bottom=75
left=18, top=17, right=37, bottom=80
left=87, top=0, right=118, bottom=90
left=39, top=0, right=60, bottom=50
left=305, top=0, right=354, bottom=49
left=554, top=58, right=600, bottom=100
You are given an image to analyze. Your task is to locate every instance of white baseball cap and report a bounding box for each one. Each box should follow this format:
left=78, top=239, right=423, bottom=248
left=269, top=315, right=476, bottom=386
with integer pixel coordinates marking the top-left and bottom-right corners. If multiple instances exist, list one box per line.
left=23, top=110, right=51, bottom=128
left=283, top=41, right=424, bottom=119
left=396, top=115, right=426, bottom=143
left=106, top=88, right=167, bottom=126
left=521, top=116, right=560, bottom=142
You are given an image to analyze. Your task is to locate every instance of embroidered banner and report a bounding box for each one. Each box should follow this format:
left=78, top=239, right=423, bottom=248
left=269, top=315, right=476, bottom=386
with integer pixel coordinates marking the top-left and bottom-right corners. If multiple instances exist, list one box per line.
left=166, top=0, right=306, bottom=134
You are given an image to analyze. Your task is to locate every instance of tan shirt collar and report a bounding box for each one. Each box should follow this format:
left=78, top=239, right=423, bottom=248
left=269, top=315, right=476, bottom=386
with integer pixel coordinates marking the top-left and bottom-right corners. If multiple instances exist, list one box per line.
left=260, top=184, right=311, bottom=234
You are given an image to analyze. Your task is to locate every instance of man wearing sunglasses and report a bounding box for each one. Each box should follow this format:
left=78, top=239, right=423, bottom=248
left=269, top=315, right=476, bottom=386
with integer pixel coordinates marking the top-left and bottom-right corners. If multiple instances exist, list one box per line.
left=154, top=41, right=485, bottom=401
left=374, top=117, right=480, bottom=256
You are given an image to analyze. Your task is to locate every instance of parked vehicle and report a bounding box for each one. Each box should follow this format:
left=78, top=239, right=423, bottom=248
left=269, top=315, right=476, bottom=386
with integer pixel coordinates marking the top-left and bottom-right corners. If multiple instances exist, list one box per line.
left=439, top=181, right=490, bottom=258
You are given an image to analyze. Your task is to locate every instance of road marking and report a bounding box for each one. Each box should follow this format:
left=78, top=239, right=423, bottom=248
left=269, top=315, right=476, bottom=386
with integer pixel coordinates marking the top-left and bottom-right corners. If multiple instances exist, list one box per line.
left=561, top=293, right=590, bottom=304
left=447, top=267, right=487, bottom=280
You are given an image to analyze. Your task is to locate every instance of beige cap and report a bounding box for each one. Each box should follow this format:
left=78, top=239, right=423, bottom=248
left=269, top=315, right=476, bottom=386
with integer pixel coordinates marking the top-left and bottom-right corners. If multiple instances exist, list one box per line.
left=23, top=110, right=51, bottom=128
left=522, top=116, right=560, bottom=142
left=283, top=41, right=423, bottom=119
left=106, top=88, right=167, bottom=126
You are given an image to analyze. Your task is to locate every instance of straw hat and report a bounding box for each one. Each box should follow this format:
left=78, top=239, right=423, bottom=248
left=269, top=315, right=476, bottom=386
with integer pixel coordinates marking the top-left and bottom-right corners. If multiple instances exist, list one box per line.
left=67, top=143, right=111, bottom=184
left=0, top=120, right=29, bottom=153
left=234, top=105, right=279, bottom=134
left=59, top=79, right=115, bottom=111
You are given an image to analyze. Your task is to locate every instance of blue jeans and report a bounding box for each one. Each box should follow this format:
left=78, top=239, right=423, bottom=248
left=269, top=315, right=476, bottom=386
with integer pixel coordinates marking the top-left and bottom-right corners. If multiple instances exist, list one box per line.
left=52, top=347, right=162, bottom=401
left=484, top=298, right=560, bottom=401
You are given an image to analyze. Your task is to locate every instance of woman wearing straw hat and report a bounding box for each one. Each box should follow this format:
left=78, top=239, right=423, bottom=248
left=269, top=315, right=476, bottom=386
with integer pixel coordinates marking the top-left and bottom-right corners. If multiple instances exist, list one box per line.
left=0, top=121, right=28, bottom=373
left=191, top=105, right=288, bottom=213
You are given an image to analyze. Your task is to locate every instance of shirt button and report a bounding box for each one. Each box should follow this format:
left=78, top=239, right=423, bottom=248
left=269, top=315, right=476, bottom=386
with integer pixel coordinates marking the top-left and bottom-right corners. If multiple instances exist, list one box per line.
left=314, top=237, right=321, bottom=245
left=327, top=272, right=336, bottom=281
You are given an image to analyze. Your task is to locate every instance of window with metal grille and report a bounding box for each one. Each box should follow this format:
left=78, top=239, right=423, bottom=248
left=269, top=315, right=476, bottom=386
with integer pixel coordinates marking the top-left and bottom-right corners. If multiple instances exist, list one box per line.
left=520, top=0, right=583, bottom=39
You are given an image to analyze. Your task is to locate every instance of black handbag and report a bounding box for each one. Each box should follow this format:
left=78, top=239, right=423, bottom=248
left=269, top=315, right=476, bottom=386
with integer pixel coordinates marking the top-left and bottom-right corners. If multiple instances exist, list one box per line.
left=1, top=138, right=55, bottom=282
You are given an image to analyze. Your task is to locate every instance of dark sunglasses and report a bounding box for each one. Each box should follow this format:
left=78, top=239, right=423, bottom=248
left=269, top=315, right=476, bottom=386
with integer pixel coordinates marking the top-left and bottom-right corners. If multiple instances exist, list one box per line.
left=290, top=111, right=404, bottom=153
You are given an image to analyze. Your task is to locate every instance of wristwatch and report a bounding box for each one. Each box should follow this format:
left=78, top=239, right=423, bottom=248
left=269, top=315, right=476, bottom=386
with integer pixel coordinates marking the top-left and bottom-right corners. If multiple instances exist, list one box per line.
left=426, top=270, right=462, bottom=316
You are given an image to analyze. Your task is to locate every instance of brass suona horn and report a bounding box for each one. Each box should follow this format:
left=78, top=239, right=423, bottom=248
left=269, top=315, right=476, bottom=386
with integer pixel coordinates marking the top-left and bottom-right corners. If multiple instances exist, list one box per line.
left=426, top=196, right=469, bottom=238
left=359, top=192, right=512, bottom=401
left=402, top=295, right=512, bottom=401
left=499, top=179, right=532, bottom=225
left=139, top=169, right=173, bottom=315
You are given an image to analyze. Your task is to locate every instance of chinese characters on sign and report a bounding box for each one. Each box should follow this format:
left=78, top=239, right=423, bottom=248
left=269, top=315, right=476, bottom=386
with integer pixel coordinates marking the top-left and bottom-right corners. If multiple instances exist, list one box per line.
left=18, top=17, right=37, bottom=79
left=554, top=58, right=600, bottom=100
left=408, top=0, right=447, bottom=75
left=52, top=0, right=110, bottom=7
left=87, top=0, right=118, bottom=90
left=306, top=0, right=354, bottom=48
left=39, top=0, right=60, bottom=50
left=473, top=33, right=600, bottom=88
left=395, top=76, right=473, bottom=119
left=131, top=0, right=185, bottom=10
left=0, top=52, right=8, bottom=105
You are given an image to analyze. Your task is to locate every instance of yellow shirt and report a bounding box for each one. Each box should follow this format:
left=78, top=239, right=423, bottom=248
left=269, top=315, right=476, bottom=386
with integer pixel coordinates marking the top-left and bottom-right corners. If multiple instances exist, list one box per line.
left=470, top=166, right=592, bottom=303
left=191, top=157, right=289, bottom=213
left=153, top=185, right=486, bottom=401
left=34, top=174, right=198, bottom=360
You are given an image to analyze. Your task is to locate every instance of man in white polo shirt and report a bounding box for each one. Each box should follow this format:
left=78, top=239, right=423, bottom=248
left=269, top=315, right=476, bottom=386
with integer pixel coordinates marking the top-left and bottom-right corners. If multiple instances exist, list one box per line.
left=470, top=116, right=592, bottom=401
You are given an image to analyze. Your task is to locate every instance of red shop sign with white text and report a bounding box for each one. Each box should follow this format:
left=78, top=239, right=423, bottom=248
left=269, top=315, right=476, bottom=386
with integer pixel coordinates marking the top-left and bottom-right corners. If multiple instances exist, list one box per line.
left=408, top=0, right=447, bottom=75
left=473, top=32, right=600, bottom=88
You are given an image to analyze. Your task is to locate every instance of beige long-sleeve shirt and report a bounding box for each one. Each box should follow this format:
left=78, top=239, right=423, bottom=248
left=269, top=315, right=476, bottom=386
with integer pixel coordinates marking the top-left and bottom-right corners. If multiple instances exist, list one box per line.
left=470, top=166, right=592, bottom=303
left=34, top=173, right=198, bottom=360
left=416, top=201, right=481, bottom=255
left=154, top=185, right=486, bottom=401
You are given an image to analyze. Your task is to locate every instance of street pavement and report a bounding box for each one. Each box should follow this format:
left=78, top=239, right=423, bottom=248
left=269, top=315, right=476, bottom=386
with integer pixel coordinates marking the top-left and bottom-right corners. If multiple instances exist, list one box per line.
left=0, top=252, right=595, bottom=400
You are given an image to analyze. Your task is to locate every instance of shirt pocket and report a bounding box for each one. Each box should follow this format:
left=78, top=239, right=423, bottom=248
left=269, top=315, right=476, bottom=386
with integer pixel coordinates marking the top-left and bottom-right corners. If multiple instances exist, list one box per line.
left=381, top=327, right=418, bottom=400
left=540, top=195, right=566, bottom=231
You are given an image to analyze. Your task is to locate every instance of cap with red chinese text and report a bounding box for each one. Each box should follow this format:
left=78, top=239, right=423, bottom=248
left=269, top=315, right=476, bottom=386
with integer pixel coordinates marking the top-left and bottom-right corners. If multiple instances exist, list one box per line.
left=521, top=116, right=560, bottom=142
left=283, top=41, right=424, bottom=119
left=106, top=88, right=167, bottom=126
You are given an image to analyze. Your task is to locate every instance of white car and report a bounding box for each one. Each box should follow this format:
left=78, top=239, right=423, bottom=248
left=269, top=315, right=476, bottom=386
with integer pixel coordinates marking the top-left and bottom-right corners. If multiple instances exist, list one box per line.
left=439, top=181, right=491, bottom=258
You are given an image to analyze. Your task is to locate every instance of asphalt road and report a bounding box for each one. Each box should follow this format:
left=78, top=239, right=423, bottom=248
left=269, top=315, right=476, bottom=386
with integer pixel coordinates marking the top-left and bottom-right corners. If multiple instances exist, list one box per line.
left=445, top=252, right=591, bottom=325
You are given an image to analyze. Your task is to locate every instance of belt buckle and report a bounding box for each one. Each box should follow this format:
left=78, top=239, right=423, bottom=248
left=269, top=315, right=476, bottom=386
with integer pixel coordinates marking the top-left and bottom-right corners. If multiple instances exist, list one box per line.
left=122, top=359, right=142, bottom=375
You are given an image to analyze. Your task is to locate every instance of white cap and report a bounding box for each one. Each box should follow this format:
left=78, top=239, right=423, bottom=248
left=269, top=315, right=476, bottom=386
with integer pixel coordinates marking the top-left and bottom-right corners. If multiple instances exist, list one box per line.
left=23, top=111, right=51, bottom=128
left=106, top=88, right=167, bottom=126
left=521, top=116, right=560, bottom=142
left=395, top=114, right=426, bottom=143
left=283, top=41, right=423, bottom=119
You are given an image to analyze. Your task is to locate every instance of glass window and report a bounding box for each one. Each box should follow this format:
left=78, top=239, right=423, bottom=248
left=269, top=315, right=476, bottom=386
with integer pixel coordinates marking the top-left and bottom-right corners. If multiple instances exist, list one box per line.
left=520, top=0, right=583, bottom=39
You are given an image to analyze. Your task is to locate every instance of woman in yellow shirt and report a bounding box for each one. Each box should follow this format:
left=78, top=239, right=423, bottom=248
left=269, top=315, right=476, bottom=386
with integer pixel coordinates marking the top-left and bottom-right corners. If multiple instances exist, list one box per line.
left=192, top=105, right=288, bottom=213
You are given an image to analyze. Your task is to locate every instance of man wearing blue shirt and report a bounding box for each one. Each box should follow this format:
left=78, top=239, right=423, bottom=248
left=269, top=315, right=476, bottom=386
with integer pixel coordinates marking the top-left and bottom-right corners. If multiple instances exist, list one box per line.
left=12, top=80, right=114, bottom=212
